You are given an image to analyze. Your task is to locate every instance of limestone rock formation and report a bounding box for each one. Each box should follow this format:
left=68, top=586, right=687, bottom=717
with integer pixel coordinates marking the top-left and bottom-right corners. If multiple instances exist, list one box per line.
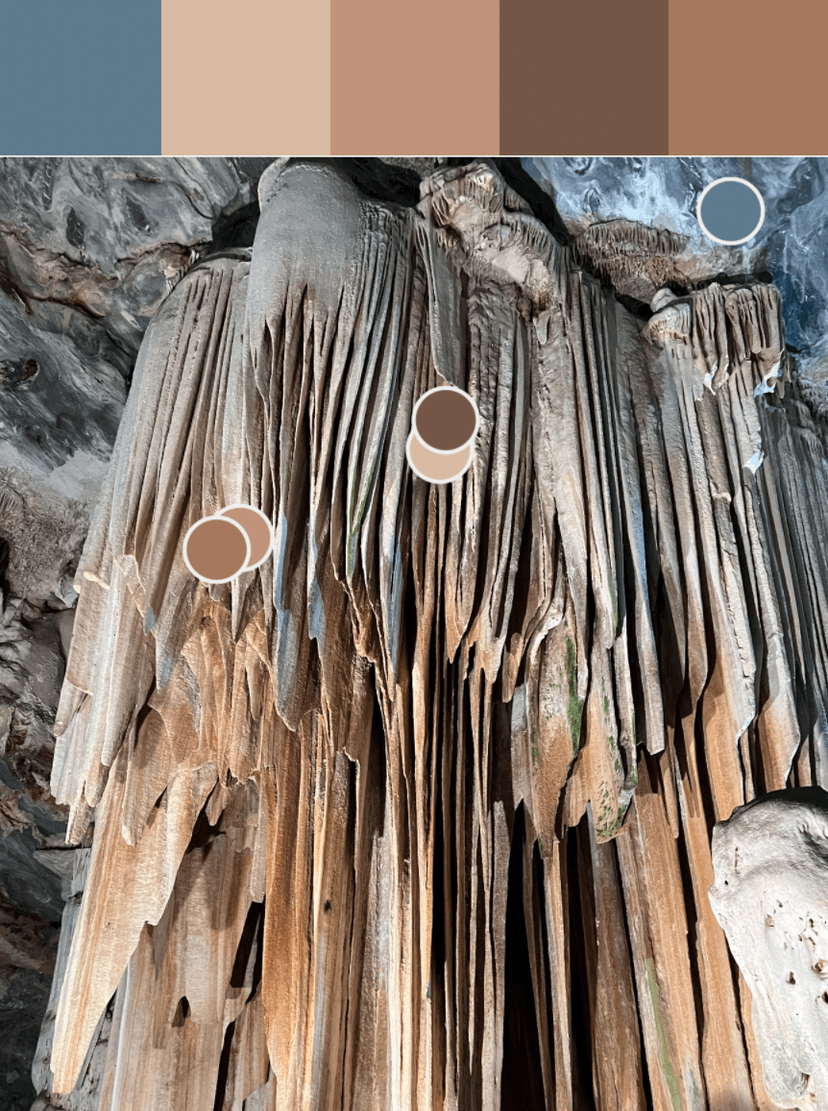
left=0, top=155, right=277, bottom=1111
left=0, top=564, right=83, bottom=1111
left=524, top=157, right=828, bottom=382
left=15, top=158, right=828, bottom=1111
left=709, top=788, right=828, bottom=1110
left=0, top=155, right=273, bottom=603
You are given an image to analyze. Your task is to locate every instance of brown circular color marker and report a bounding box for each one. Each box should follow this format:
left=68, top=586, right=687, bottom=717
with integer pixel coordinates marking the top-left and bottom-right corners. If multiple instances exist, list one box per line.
left=407, top=430, right=472, bottom=484
left=183, top=516, right=250, bottom=583
left=219, top=505, right=273, bottom=569
left=414, top=387, right=478, bottom=452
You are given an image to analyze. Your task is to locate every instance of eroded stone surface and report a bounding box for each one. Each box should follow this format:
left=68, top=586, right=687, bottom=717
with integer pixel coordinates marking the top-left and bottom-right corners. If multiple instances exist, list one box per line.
left=523, top=157, right=828, bottom=381
left=0, top=155, right=825, bottom=1111
left=0, top=578, right=71, bottom=1111
left=35, top=159, right=828, bottom=1111
left=710, top=788, right=828, bottom=1110
left=0, top=156, right=275, bottom=602
left=0, top=156, right=279, bottom=1111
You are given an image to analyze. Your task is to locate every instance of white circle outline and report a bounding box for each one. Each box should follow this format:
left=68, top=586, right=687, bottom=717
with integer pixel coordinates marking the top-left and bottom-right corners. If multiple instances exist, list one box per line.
left=406, top=429, right=474, bottom=485
left=412, top=385, right=480, bottom=455
left=183, top=514, right=251, bottom=584
left=696, top=177, right=765, bottom=246
left=218, top=503, right=275, bottom=570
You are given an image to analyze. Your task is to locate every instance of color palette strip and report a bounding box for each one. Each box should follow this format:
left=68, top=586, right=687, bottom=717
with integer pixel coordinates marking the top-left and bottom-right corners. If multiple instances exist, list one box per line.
left=0, top=1, right=825, bottom=153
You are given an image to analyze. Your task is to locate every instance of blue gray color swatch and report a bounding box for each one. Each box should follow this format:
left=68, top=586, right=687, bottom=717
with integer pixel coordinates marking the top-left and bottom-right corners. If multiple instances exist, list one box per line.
left=698, top=179, right=763, bottom=243
left=0, top=0, right=161, bottom=153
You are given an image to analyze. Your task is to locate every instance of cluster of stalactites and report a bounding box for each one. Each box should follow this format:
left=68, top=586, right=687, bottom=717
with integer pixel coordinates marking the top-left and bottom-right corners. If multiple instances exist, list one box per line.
left=43, top=160, right=828, bottom=1111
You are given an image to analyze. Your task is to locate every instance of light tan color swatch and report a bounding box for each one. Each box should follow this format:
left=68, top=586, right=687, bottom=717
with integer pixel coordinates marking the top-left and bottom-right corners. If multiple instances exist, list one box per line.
left=406, top=431, right=472, bottom=483
left=163, top=0, right=330, bottom=154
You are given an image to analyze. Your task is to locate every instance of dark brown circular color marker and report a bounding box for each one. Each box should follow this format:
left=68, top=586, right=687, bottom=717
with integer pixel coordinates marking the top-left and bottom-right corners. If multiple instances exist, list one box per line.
left=413, top=386, right=479, bottom=453
left=219, top=505, right=274, bottom=569
left=183, top=516, right=250, bottom=584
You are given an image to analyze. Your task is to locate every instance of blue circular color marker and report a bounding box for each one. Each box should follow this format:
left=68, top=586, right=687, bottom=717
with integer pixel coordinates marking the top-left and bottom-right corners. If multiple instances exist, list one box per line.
left=697, top=178, right=765, bottom=246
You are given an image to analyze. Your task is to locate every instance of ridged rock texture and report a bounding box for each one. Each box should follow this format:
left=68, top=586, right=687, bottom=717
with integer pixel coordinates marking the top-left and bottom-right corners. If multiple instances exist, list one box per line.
left=0, top=155, right=273, bottom=604
left=0, top=155, right=276, bottom=1111
left=524, top=156, right=828, bottom=382
left=41, top=159, right=828, bottom=1111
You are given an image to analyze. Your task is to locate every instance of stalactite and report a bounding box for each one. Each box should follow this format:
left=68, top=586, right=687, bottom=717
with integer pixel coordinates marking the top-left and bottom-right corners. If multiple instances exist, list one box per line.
left=40, top=159, right=828, bottom=1111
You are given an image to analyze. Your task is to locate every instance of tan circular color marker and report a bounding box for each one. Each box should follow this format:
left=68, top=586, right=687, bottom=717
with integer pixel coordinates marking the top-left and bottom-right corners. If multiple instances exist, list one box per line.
left=413, top=386, right=479, bottom=453
left=183, top=515, right=250, bottom=584
left=406, top=430, right=472, bottom=484
left=218, top=504, right=274, bottom=570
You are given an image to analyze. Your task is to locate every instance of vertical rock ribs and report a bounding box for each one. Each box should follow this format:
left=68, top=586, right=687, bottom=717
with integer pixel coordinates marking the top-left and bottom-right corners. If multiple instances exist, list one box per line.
left=45, top=160, right=828, bottom=1110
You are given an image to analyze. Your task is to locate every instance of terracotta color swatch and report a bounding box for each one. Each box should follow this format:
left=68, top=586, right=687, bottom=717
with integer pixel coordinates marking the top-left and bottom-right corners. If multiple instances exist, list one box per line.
left=183, top=516, right=250, bottom=583
left=669, top=0, right=828, bottom=153
left=331, top=0, right=499, bottom=154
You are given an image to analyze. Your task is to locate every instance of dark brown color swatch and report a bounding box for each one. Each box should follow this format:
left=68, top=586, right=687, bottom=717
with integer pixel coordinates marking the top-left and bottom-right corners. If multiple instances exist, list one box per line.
left=414, top=388, right=478, bottom=451
left=500, top=0, right=669, bottom=154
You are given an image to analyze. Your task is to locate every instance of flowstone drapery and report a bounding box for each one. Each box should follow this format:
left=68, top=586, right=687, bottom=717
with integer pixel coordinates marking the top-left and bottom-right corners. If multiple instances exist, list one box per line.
left=39, top=159, right=828, bottom=1111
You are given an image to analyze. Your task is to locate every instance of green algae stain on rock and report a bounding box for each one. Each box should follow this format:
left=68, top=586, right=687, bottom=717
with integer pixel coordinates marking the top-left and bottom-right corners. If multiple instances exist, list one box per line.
left=347, top=437, right=380, bottom=577
left=645, top=957, right=682, bottom=1111
left=565, top=637, right=583, bottom=756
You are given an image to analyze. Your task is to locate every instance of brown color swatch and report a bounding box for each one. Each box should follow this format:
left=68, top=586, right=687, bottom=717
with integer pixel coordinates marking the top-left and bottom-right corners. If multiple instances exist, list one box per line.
left=331, top=0, right=499, bottom=153
left=414, top=388, right=478, bottom=451
left=501, top=0, right=669, bottom=154
left=184, top=517, right=249, bottom=583
left=219, top=506, right=273, bottom=569
left=162, top=0, right=330, bottom=154
left=669, top=0, right=828, bottom=153
left=407, top=434, right=472, bottom=483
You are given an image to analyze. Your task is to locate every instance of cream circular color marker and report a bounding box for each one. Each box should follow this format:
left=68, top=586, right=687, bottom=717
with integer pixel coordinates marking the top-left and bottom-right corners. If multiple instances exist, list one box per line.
left=218, top=504, right=274, bottom=570
left=406, top=429, right=473, bottom=484
left=412, top=385, right=480, bottom=454
left=183, top=515, right=251, bottom=584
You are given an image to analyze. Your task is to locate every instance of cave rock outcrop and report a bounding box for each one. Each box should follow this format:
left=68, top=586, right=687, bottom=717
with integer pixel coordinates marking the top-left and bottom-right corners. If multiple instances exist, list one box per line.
left=33, top=159, right=828, bottom=1111
left=710, top=787, right=828, bottom=1110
